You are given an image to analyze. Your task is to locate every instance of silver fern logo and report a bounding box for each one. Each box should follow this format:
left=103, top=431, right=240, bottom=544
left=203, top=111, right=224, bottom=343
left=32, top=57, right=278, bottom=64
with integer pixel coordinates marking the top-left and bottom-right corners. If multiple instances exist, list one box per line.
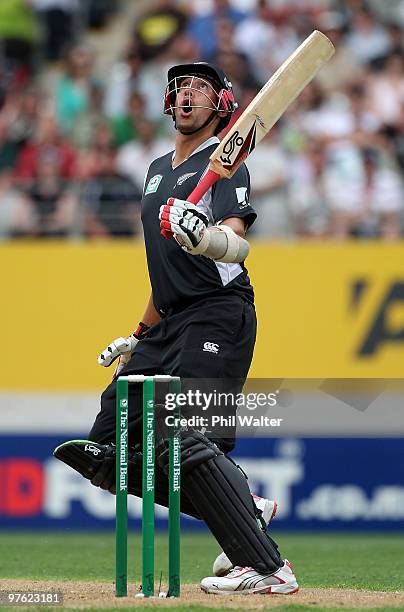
left=175, top=172, right=197, bottom=188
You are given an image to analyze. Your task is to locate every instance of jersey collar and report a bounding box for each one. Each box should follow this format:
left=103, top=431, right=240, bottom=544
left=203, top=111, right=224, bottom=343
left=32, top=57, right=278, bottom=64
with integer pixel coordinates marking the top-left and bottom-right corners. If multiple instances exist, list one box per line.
left=172, top=136, right=220, bottom=169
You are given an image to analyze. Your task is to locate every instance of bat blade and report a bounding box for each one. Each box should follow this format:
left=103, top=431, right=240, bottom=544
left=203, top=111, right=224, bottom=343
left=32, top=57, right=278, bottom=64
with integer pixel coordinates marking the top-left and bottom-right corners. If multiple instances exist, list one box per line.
left=209, top=30, right=335, bottom=178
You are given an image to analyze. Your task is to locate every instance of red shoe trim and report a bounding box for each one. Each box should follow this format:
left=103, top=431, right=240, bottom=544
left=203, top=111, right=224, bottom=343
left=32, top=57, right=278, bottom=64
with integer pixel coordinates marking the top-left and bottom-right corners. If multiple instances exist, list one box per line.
left=272, top=573, right=286, bottom=584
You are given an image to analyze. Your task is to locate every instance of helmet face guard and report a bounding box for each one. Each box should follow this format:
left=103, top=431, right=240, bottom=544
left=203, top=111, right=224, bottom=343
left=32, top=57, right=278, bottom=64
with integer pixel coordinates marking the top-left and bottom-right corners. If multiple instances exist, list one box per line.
left=164, top=74, right=236, bottom=116
left=164, top=63, right=237, bottom=134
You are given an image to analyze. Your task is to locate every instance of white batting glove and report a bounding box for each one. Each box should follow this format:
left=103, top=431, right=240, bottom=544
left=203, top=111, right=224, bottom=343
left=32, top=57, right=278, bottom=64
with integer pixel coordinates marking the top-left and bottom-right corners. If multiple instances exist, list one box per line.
left=98, top=323, right=149, bottom=378
left=159, top=198, right=209, bottom=251
left=98, top=335, right=138, bottom=367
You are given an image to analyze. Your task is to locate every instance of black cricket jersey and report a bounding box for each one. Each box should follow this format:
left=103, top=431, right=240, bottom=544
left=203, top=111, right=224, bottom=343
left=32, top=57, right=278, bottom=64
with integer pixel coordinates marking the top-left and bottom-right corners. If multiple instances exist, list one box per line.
left=141, top=136, right=257, bottom=315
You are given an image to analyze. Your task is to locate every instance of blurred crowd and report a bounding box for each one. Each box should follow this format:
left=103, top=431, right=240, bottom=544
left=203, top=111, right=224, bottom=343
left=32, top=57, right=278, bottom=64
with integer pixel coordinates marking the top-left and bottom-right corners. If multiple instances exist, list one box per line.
left=0, top=0, right=404, bottom=240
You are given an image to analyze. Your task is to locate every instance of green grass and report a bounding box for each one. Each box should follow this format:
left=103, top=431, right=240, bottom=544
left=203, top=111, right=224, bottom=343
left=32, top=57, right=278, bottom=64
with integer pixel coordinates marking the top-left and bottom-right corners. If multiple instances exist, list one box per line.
left=0, top=532, right=403, bottom=611
left=275, top=532, right=404, bottom=591
left=1, top=532, right=403, bottom=591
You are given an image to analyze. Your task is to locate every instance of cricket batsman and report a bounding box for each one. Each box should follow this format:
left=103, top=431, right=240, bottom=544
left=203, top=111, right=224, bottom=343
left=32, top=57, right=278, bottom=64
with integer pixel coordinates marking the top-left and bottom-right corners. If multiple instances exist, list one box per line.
left=54, top=62, right=298, bottom=595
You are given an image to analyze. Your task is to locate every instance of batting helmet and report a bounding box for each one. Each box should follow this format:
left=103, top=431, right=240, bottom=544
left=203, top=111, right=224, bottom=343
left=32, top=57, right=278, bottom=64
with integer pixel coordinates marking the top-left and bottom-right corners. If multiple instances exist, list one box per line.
left=164, top=62, right=237, bottom=135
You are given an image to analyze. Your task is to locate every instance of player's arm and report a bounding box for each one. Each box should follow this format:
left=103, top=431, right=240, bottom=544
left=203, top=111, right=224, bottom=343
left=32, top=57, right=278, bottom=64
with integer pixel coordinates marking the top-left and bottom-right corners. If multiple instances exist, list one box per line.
left=140, top=293, right=161, bottom=327
left=159, top=199, right=250, bottom=263
left=159, top=164, right=255, bottom=263
left=220, top=216, right=247, bottom=236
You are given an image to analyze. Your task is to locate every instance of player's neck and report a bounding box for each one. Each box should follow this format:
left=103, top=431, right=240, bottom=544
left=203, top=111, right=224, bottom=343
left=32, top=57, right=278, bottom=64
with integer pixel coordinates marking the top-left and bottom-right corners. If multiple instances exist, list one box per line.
left=172, top=128, right=216, bottom=169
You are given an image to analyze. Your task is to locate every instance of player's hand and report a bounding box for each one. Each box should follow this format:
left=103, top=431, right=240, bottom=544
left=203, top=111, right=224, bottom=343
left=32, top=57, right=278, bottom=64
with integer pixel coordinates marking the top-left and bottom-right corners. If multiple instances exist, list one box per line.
left=98, top=323, right=150, bottom=378
left=98, top=334, right=138, bottom=377
left=159, top=198, right=209, bottom=250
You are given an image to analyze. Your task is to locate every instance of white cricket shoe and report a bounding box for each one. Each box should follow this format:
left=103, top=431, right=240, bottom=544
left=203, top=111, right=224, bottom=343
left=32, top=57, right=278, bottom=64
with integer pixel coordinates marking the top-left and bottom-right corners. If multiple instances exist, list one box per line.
left=212, top=496, right=277, bottom=577
left=201, top=559, right=298, bottom=595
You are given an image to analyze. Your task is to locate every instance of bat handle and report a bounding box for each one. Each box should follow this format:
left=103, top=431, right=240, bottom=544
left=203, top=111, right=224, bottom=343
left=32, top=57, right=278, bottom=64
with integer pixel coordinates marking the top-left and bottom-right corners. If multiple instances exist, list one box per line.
left=187, top=168, right=221, bottom=204
left=161, top=168, right=221, bottom=238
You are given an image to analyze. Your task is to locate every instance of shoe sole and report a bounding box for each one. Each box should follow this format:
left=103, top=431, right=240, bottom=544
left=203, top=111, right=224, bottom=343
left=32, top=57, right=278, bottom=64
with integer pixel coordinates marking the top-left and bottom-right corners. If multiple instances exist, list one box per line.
left=266, top=586, right=299, bottom=595
left=201, top=585, right=299, bottom=596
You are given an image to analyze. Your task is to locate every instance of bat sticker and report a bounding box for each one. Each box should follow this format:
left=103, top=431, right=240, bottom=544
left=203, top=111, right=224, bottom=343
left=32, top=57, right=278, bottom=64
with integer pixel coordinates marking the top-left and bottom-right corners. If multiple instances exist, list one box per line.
left=220, top=131, right=244, bottom=165
left=220, top=123, right=257, bottom=171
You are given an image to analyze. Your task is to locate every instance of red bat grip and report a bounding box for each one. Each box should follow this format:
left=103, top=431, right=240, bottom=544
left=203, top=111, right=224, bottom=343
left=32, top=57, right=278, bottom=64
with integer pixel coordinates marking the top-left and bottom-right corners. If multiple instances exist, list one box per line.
left=186, top=168, right=221, bottom=204
left=160, top=168, right=221, bottom=238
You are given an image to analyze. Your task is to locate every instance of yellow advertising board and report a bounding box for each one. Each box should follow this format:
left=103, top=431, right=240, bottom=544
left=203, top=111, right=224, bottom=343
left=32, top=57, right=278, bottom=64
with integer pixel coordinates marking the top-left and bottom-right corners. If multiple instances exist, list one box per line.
left=0, top=241, right=403, bottom=390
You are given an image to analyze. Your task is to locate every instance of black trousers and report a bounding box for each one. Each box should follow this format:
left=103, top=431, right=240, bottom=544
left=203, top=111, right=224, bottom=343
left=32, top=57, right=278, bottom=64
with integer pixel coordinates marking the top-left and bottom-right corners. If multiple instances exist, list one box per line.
left=89, top=294, right=256, bottom=453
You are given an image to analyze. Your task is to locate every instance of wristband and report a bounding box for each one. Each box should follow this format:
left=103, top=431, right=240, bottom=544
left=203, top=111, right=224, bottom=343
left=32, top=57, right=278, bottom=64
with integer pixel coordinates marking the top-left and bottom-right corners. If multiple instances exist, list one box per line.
left=134, top=322, right=150, bottom=339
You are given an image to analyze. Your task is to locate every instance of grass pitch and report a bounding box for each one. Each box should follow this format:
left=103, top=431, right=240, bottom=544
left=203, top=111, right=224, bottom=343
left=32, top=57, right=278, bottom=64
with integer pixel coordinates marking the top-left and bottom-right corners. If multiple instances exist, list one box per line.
left=0, top=532, right=403, bottom=611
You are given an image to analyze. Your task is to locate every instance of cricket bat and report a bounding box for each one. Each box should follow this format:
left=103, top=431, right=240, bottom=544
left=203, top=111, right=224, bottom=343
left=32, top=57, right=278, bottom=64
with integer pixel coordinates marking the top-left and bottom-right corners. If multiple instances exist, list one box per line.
left=162, top=30, right=334, bottom=237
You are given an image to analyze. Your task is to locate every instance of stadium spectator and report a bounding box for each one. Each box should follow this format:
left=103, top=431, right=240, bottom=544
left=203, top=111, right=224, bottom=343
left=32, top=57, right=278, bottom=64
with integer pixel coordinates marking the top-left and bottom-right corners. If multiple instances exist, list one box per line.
left=70, top=83, right=108, bottom=149
left=387, top=23, right=404, bottom=56
left=116, top=118, right=174, bottom=191
left=0, top=0, right=403, bottom=240
left=205, top=17, right=257, bottom=95
left=104, top=47, right=164, bottom=122
left=15, top=115, right=76, bottom=183
left=215, top=49, right=258, bottom=110
left=345, top=7, right=393, bottom=67
left=91, top=120, right=115, bottom=151
left=345, top=83, right=381, bottom=144
left=327, top=146, right=403, bottom=239
left=234, top=0, right=298, bottom=84
left=366, top=51, right=404, bottom=128
left=381, top=107, right=404, bottom=173
left=23, top=151, right=77, bottom=237
left=0, top=88, right=46, bottom=162
left=292, top=81, right=375, bottom=145
left=136, top=33, right=200, bottom=123
left=104, top=47, right=144, bottom=119
left=188, top=0, right=247, bottom=59
left=232, top=0, right=276, bottom=85
left=55, top=44, right=96, bottom=132
left=204, top=16, right=236, bottom=60
left=32, top=0, right=79, bottom=61
left=335, top=0, right=368, bottom=21
left=82, top=145, right=141, bottom=238
left=287, top=139, right=330, bottom=237
left=357, top=147, right=403, bottom=239
left=0, top=115, right=19, bottom=172
left=246, top=128, right=289, bottom=238
left=167, top=32, right=200, bottom=67
left=73, top=120, right=116, bottom=183
left=315, top=12, right=364, bottom=93
left=0, top=168, right=32, bottom=238
left=111, top=91, right=149, bottom=147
